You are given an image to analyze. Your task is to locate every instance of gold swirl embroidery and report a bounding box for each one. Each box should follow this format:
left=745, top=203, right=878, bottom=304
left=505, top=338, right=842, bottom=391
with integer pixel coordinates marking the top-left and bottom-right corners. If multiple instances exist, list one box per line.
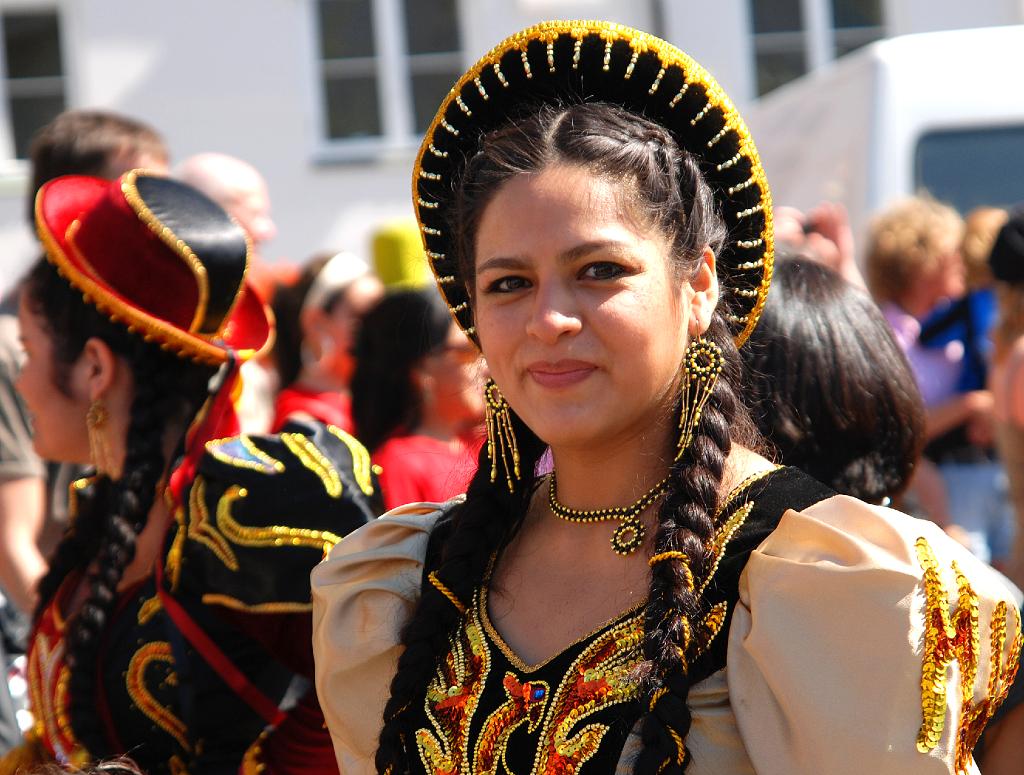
left=281, top=432, right=342, bottom=497
left=416, top=604, right=492, bottom=774
left=137, top=595, right=163, bottom=625
left=529, top=614, right=643, bottom=775
left=474, top=674, right=550, bottom=775
left=215, top=485, right=344, bottom=554
left=165, top=505, right=188, bottom=590
left=187, top=477, right=239, bottom=571
left=914, top=536, right=1023, bottom=772
left=28, top=631, right=80, bottom=763
left=169, top=754, right=190, bottom=775
left=126, top=642, right=190, bottom=751
left=327, top=424, right=375, bottom=496
left=205, top=435, right=285, bottom=474
left=414, top=593, right=644, bottom=775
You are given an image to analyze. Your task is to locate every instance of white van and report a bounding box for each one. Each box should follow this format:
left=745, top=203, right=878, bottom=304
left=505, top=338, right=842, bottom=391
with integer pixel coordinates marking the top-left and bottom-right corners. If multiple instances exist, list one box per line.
left=746, top=24, right=1024, bottom=250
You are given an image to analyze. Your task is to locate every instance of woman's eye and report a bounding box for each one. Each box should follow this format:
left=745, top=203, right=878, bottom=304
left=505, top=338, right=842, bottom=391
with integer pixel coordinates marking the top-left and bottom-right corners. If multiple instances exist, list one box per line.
left=581, top=262, right=627, bottom=281
left=485, top=276, right=531, bottom=293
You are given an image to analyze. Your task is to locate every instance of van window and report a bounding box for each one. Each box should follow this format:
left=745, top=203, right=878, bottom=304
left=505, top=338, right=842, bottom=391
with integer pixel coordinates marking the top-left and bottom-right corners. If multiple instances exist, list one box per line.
left=915, top=125, right=1024, bottom=212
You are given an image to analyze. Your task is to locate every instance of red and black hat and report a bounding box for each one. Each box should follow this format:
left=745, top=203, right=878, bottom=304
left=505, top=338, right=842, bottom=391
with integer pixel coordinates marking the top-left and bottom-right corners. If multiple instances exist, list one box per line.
left=414, top=20, right=774, bottom=348
left=35, top=169, right=273, bottom=364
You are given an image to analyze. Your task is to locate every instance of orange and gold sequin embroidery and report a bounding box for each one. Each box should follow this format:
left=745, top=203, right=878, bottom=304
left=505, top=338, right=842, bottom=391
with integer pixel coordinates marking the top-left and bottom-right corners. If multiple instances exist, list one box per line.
left=914, top=536, right=1022, bottom=773
left=416, top=605, right=491, bottom=773
left=415, top=592, right=643, bottom=775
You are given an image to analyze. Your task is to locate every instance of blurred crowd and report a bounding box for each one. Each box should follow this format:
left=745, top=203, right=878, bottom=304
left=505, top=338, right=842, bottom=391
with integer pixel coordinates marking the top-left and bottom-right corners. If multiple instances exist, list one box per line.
left=1, top=101, right=1024, bottom=771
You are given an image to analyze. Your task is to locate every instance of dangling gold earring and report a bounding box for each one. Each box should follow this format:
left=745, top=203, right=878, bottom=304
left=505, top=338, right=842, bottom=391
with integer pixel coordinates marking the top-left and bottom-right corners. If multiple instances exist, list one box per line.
left=676, top=337, right=724, bottom=460
left=484, top=380, right=520, bottom=492
left=87, top=399, right=122, bottom=479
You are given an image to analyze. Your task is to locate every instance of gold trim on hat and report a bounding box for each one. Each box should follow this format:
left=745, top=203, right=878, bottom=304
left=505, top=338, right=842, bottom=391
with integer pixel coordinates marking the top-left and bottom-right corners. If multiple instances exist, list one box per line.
left=411, top=19, right=774, bottom=348
left=35, top=186, right=267, bottom=365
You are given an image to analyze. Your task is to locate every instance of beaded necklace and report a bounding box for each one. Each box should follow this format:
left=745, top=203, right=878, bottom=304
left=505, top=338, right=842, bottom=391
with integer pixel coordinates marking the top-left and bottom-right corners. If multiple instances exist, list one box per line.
left=547, top=473, right=670, bottom=555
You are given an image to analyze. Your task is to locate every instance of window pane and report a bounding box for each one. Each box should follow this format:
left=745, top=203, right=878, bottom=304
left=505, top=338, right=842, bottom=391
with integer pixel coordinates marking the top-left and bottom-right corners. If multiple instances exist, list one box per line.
left=4, top=13, right=63, bottom=79
left=916, top=126, right=1024, bottom=213
left=318, top=0, right=375, bottom=60
left=755, top=49, right=806, bottom=95
left=831, top=0, right=882, bottom=28
left=410, top=69, right=460, bottom=133
left=10, top=93, right=64, bottom=158
left=749, top=0, right=804, bottom=34
left=323, top=74, right=381, bottom=138
left=402, top=0, right=460, bottom=55
left=834, top=26, right=884, bottom=57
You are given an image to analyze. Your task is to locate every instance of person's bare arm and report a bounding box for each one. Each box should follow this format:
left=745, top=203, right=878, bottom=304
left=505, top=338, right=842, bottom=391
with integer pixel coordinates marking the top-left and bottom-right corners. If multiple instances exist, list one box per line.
left=925, top=390, right=992, bottom=441
left=0, top=475, right=47, bottom=613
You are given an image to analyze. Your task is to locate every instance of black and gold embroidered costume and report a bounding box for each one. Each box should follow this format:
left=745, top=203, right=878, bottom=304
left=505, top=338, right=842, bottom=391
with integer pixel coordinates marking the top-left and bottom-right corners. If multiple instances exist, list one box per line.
left=21, top=421, right=376, bottom=775
left=387, top=468, right=833, bottom=775
left=314, top=466, right=1023, bottom=774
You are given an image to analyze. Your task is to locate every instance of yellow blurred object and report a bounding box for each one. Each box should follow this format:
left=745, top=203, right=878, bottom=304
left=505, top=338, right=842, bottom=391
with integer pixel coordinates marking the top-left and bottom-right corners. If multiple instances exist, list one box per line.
left=0, top=729, right=55, bottom=774
left=372, top=219, right=431, bottom=289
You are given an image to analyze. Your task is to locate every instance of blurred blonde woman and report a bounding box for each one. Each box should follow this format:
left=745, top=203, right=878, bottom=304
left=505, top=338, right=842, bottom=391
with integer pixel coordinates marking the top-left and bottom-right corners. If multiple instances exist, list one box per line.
left=868, top=196, right=1013, bottom=563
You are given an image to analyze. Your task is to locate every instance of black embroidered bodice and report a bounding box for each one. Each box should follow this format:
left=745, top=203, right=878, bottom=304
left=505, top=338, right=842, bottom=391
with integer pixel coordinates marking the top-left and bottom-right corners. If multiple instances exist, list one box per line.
left=403, top=466, right=834, bottom=775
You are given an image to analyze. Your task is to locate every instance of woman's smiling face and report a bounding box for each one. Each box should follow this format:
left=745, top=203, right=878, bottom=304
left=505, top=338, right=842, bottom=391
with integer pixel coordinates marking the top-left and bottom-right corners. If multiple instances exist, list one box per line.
left=473, top=163, right=717, bottom=454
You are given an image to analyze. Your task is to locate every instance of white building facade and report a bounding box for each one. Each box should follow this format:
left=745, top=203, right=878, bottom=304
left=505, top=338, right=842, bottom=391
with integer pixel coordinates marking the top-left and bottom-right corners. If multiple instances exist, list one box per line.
left=0, top=0, right=1019, bottom=292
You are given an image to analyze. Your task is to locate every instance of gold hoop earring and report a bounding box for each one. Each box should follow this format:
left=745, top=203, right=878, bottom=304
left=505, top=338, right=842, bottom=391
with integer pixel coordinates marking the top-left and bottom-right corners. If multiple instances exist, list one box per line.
left=676, top=337, right=724, bottom=460
left=484, top=380, right=520, bottom=492
left=86, top=399, right=122, bottom=479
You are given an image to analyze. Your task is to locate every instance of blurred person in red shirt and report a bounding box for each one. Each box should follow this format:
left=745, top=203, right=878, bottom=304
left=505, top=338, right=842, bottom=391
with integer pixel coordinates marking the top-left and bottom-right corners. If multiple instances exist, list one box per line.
left=271, top=252, right=384, bottom=433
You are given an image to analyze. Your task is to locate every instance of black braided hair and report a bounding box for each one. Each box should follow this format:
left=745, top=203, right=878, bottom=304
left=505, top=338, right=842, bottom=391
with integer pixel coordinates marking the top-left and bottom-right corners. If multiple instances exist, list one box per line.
left=374, top=102, right=760, bottom=774
left=24, top=259, right=216, bottom=757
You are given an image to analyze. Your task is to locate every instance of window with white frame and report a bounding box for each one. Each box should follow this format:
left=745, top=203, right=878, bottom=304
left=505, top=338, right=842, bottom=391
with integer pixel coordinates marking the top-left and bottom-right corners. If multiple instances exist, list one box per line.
left=1, top=10, right=66, bottom=159
left=315, top=0, right=462, bottom=149
left=750, top=0, right=884, bottom=96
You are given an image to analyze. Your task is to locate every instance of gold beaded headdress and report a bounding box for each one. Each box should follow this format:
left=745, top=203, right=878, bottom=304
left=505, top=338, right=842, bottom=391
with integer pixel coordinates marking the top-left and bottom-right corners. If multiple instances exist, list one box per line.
left=413, top=19, right=774, bottom=348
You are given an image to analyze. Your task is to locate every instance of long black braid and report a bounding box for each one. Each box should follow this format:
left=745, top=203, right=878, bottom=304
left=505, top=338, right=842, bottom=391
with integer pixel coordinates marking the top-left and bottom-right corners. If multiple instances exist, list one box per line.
left=634, top=317, right=743, bottom=774
left=25, top=259, right=215, bottom=756
left=374, top=101, right=757, bottom=774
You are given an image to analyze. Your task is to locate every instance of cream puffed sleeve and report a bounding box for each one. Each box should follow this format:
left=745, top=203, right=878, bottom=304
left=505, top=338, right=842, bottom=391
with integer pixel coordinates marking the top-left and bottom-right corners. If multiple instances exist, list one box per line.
left=311, top=502, right=446, bottom=775
left=727, top=494, right=1022, bottom=775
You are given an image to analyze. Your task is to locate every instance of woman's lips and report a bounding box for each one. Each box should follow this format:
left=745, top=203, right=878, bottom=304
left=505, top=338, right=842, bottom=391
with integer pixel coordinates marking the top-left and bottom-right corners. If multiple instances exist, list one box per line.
left=526, top=360, right=597, bottom=388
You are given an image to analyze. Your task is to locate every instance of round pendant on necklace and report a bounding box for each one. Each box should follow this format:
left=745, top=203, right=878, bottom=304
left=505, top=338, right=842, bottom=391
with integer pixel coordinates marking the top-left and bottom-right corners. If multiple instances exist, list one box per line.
left=611, top=518, right=646, bottom=555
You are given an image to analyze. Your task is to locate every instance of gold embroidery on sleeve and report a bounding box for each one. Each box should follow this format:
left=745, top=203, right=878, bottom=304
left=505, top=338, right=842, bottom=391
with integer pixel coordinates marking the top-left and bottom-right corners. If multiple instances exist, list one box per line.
left=954, top=601, right=1022, bottom=771
left=187, top=477, right=239, bottom=571
left=327, top=424, right=376, bottom=496
left=281, top=432, right=343, bottom=497
left=137, top=595, right=163, bottom=625
left=205, top=435, right=285, bottom=474
left=126, top=642, right=190, bottom=751
left=215, top=485, right=344, bottom=553
left=914, top=536, right=1023, bottom=773
left=165, top=505, right=188, bottom=591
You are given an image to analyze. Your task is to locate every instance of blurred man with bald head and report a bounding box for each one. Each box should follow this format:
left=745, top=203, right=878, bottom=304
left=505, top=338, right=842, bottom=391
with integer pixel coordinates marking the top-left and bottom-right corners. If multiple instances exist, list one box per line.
left=177, top=152, right=277, bottom=253
left=177, top=153, right=281, bottom=434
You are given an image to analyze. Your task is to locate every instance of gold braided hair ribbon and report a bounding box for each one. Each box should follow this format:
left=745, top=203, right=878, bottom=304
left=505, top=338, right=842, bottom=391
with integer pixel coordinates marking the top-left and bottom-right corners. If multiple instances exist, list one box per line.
left=428, top=571, right=467, bottom=616
left=648, top=550, right=695, bottom=590
left=648, top=685, right=688, bottom=768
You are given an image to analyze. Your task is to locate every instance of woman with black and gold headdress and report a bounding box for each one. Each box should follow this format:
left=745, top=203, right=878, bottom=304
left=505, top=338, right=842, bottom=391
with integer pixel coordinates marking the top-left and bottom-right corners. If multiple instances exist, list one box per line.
left=312, top=21, right=1020, bottom=775
left=0, top=171, right=377, bottom=774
